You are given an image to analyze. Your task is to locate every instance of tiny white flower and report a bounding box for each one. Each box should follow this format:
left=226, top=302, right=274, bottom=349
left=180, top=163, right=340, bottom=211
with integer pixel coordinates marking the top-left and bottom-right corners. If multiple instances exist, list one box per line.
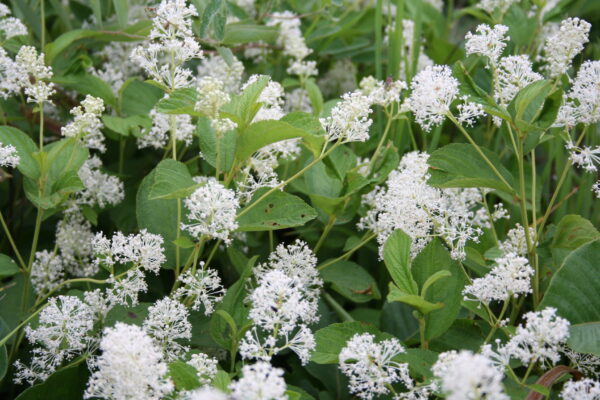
left=229, top=362, right=287, bottom=400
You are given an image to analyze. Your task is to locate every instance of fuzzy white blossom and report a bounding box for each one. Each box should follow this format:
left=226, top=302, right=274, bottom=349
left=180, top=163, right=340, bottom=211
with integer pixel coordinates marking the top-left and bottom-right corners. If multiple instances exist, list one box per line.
left=406, top=65, right=459, bottom=131
left=457, top=98, right=486, bottom=127
left=187, top=353, right=218, bottom=384
left=0, top=48, right=20, bottom=98
left=267, top=11, right=312, bottom=74
left=182, top=177, right=240, bottom=243
left=76, top=156, right=124, bottom=209
left=229, top=362, right=287, bottom=400
left=465, top=24, right=509, bottom=66
left=130, top=0, right=202, bottom=89
left=0, top=5, right=26, bottom=39
left=359, top=76, right=407, bottom=107
left=498, top=223, right=535, bottom=257
left=195, top=76, right=237, bottom=134
left=542, top=18, right=591, bottom=78
left=320, top=90, right=373, bottom=142
left=61, top=95, right=106, bottom=152
left=15, top=46, right=55, bottom=104
left=501, top=307, right=570, bottom=366
left=567, top=142, right=600, bottom=172
left=197, top=54, right=245, bottom=94
left=94, top=229, right=166, bottom=274
left=284, top=88, right=312, bottom=113
left=432, top=350, right=508, bottom=400
left=339, top=333, right=412, bottom=400
left=359, top=151, right=483, bottom=260
left=15, top=296, right=94, bottom=384
left=30, top=250, right=65, bottom=296
left=478, top=0, right=519, bottom=14
left=174, top=265, right=226, bottom=314
left=556, top=60, right=600, bottom=127
left=495, top=55, right=543, bottom=107
left=561, top=378, right=600, bottom=400
left=463, top=253, right=534, bottom=305
left=55, top=210, right=97, bottom=277
left=138, top=108, right=195, bottom=149
left=85, top=323, right=174, bottom=400
left=143, top=297, right=192, bottom=361
left=184, top=387, right=229, bottom=400
left=0, top=142, right=19, bottom=167
left=89, top=41, right=144, bottom=95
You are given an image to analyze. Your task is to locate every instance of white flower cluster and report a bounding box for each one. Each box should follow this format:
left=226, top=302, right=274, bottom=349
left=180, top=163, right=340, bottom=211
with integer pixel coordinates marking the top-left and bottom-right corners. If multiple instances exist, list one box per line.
left=174, top=264, right=226, bottom=315
left=61, top=95, right=106, bottom=152
left=187, top=353, right=218, bottom=384
left=0, top=142, right=19, bottom=167
left=196, top=76, right=237, bottom=134
left=30, top=250, right=65, bottom=295
left=463, top=253, right=534, bottom=305
left=89, top=42, right=144, bottom=95
left=0, top=4, right=26, bottom=39
left=143, top=297, right=192, bottom=361
left=77, top=155, right=125, bottom=208
left=55, top=209, right=97, bottom=277
left=267, top=11, right=316, bottom=78
left=15, top=46, right=55, bottom=104
left=359, top=151, right=483, bottom=260
left=197, top=53, right=245, bottom=94
left=359, top=76, right=407, bottom=108
left=542, top=17, right=591, bottom=78
left=15, top=296, right=94, bottom=384
left=494, top=55, right=543, bottom=107
left=85, top=323, right=174, bottom=400
left=240, top=240, right=321, bottom=365
left=485, top=307, right=571, bottom=369
left=561, top=378, right=600, bottom=400
left=567, top=141, right=600, bottom=173
left=229, top=362, right=287, bottom=400
left=498, top=223, right=535, bottom=257
left=182, top=177, right=240, bottom=244
left=320, top=90, right=373, bottom=142
left=138, top=108, right=195, bottom=149
left=130, top=0, right=202, bottom=89
left=339, top=333, right=412, bottom=400
left=477, top=0, right=519, bottom=15
left=556, top=60, right=600, bottom=128
left=432, top=350, right=508, bottom=400
left=406, top=65, right=458, bottom=131
left=465, top=24, right=509, bottom=66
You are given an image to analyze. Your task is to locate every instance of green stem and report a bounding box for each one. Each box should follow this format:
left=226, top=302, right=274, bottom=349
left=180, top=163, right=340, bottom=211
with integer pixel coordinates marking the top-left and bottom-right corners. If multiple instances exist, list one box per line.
left=0, top=210, right=26, bottom=269
left=237, top=142, right=341, bottom=219
left=317, top=233, right=376, bottom=271
left=38, top=104, right=44, bottom=150
left=323, top=292, right=354, bottom=322
left=0, top=304, right=46, bottom=347
left=484, top=296, right=510, bottom=344
left=418, top=316, right=428, bottom=349
left=448, top=114, right=515, bottom=194
left=314, top=215, right=336, bottom=253
left=369, top=112, right=394, bottom=174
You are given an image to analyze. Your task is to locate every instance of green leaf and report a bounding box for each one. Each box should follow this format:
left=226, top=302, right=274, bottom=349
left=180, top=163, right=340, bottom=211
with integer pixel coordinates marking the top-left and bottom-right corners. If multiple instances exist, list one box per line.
left=383, top=230, right=418, bottom=295
left=387, top=284, right=445, bottom=315
left=149, top=159, right=196, bottom=200
left=196, top=117, right=237, bottom=172
left=236, top=119, right=325, bottom=161
left=0, top=254, right=20, bottom=278
left=210, top=259, right=254, bottom=348
left=103, top=115, right=152, bottom=137
left=412, top=239, right=465, bottom=340
left=223, top=23, right=278, bottom=45
left=200, top=0, right=228, bottom=41
left=120, top=79, right=164, bottom=116
left=428, top=143, right=515, bottom=193
left=540, top=239, right=600, bottom=356
left=0, top=345, right=7, bottom=381
left=154, top=88, right=199, bottom=115
left=104, top=303, right=151, bottom=327
left=136, top=169, right=191, bottom=269
left=213, top=370, right=231, bottom=392
left=305, top=78, right=324, bottom=116
left=320, top=261, right=381, bottom=303
left=53, top=74, right=116, bottom=107
left=168, top=361, right=201, bottom=391
left=173, top=236, right=195, bottom=249
left=221, top=75, right=269, bottom=128
left=15, top=364, right=89, bottom=400
left=508, top=80, right=552, bottom=131
left=0, top=126, right=39, bottom=179
left=113, top=0, right=129, bottom=29
left=551, top=215, right=600, bottom=251
left=311, top=322, right=393, bottom=364
left=237, top=188, right=317, bottom=231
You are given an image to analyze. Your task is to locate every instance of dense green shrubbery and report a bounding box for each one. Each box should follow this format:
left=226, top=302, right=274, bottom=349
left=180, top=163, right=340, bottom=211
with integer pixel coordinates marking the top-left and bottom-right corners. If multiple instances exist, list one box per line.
left=1, top=0, right=600, bottom=399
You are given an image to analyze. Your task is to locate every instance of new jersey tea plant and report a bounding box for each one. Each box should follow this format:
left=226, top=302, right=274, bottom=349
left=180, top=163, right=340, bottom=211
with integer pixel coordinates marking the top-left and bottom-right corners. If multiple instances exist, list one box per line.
left=0, top=0, right=600, bottom=399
